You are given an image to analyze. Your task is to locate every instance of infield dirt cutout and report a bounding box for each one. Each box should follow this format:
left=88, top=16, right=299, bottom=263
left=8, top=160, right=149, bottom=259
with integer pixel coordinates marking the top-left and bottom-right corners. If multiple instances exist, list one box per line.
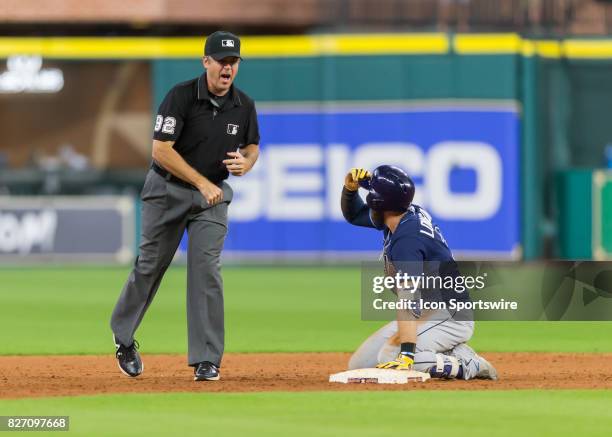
left=1, top=353, right=611, bottom=399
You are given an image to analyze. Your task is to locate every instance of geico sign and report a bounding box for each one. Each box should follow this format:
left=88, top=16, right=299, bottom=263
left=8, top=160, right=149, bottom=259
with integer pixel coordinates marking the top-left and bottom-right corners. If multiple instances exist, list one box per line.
left=230, top=142, right=502, bottom=221
left=0, top=210, right=57, bottom=254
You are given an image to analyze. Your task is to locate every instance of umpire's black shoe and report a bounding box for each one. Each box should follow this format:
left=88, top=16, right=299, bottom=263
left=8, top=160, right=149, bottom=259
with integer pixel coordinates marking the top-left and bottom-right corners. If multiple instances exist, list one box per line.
left=194, top=361, right=220, bottom=381
left=113, top=335, right=143, bottom=377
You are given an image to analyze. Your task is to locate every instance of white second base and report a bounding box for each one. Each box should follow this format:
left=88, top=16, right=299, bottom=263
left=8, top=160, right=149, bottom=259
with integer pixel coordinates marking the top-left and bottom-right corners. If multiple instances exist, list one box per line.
left=329, top=368, right=430, bottom=384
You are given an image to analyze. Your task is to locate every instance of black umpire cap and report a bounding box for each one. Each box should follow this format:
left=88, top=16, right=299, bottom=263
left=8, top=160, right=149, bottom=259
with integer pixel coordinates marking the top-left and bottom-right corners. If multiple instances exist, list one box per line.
left=205, top=31, right=242, bottom=60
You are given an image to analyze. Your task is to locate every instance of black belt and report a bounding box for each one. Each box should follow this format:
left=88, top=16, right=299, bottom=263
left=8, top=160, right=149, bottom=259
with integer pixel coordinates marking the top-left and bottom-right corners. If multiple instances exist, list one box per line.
left=151, top=163, right=198, bottom=190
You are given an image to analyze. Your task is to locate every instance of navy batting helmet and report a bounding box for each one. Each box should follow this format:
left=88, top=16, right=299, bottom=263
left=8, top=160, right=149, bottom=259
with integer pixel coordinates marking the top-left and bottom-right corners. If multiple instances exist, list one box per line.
left=361, top=165, right=415, bottom=212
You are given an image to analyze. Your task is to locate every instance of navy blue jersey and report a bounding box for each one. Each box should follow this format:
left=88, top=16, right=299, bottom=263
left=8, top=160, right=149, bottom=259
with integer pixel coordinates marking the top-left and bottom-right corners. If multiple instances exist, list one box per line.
left=384, top=205, right=450, bottom=266
left=341, top=187, right=469, bottom=303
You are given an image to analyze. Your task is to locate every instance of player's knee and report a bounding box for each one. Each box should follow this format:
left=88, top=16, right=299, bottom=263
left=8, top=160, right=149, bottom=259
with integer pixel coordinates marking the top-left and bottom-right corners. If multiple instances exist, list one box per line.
left=347, top=353, right=365, bottom=370
left=347, top=354, right=360, bottom=370
left=348, top=351, right=377, bottom=370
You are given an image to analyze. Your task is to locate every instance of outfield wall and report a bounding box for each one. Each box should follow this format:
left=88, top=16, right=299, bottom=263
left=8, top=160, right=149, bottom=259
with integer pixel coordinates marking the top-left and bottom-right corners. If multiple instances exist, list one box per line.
left=152, top=36, right=523, bottom=260
left=2, top=34, right=612, bottom=261
left=151, top=36, right=612, bottom=261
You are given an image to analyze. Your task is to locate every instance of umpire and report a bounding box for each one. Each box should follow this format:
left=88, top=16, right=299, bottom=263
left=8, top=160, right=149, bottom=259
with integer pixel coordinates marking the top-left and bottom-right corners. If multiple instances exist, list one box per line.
left=110, top=31, right=259, bottom=381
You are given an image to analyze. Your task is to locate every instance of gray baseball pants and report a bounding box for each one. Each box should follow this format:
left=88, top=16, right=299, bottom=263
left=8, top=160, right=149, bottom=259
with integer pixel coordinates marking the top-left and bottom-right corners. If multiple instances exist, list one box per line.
left=110, top=169, right=231, bottom=367
left=348, top=310, right=482, bottom=379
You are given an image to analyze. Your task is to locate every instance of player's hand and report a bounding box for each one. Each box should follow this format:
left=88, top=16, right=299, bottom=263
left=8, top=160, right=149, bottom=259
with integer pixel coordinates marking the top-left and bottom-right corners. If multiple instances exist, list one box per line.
left=223, top=151, right=249, bottom=176
left=344, top=168, right=371, bottom=192
left=197, top=178, right=223, bottom=206
left=376, top=353, right=414, bottom=370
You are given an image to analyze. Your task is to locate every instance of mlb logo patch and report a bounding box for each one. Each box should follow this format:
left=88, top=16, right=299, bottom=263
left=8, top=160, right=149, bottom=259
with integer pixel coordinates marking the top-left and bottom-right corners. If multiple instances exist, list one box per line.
left=227, top=124, right=239, bottom=135
left=222, top=40, right=235, bottom=47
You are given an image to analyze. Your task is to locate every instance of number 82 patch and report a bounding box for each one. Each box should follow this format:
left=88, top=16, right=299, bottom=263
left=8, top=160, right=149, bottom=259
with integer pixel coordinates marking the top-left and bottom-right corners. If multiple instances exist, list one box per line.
left=154, top=115, right=177, bottom=135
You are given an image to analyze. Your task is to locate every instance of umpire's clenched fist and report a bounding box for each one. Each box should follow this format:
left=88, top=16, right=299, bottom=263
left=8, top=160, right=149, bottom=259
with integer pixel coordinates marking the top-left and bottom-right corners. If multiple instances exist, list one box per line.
left=197, top=179, right=223, bottom=205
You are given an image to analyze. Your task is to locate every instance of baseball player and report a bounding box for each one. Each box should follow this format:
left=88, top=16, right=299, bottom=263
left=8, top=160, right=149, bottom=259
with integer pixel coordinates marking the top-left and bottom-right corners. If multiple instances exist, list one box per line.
left=341, top=165, right=497, bottom=380
left=110, top=31, right=259, bottom=381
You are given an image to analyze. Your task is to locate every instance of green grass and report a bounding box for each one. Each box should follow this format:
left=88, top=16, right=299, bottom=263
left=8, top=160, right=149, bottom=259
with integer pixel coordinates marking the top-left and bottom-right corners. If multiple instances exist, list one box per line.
left=1, top=266, right=612, bottom=355
left=1, top=391, right=611, bottom=436
left=2, top=267, right=611, bottom=436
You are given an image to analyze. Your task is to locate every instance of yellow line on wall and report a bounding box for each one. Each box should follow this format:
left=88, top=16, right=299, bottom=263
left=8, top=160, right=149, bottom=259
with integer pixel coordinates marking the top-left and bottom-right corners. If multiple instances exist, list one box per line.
left=562, top=39, right=612, bottom=59
left=243, top=35, right=320, bottom=57
left=455, top=34, right=564, bottom=58
left=326, top=33, right=448, bottom=55
left=454, top=34, right=523, bottom=54
left=0, top=34, right=611, bottom=59
left=0, top=34, right=448, bottom=59
left=533, top=40, right=563, bottom=58
left=0, top=38, right=203, bottom=59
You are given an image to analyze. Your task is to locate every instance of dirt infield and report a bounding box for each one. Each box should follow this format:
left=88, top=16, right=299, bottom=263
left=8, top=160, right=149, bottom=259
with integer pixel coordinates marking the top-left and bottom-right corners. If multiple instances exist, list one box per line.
left=1, top=352, right=610, bottom=399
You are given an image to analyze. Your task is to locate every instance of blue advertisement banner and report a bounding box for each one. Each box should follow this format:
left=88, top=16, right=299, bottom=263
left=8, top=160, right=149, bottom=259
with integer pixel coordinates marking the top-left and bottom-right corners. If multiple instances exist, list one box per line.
left=180, top=105, right=520, bottom=260
left=0, top=196, right=135, bottom=264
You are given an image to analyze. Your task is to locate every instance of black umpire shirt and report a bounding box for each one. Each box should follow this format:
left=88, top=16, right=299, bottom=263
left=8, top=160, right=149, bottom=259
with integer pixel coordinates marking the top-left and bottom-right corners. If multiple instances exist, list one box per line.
left=153, top=72, right=260, bottom=184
